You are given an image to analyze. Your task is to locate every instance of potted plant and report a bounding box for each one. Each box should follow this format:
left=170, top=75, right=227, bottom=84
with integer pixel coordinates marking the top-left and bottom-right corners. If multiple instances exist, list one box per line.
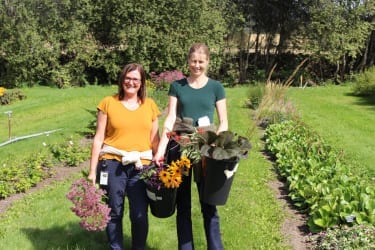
left=198, top=130, right=251, bottom=205
left=169, top=119, right=252, bottom=205
left=140, top=156, right=191, bottom=218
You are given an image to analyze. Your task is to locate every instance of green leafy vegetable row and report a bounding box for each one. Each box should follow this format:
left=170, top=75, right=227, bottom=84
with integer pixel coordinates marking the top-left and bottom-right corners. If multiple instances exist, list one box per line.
left=0, top=139, right=89, bottom=199
left=264, top=120, right=375, bottom=232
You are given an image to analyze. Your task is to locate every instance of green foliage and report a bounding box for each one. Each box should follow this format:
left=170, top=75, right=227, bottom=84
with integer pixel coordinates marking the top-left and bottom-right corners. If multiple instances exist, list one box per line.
left=352, top=66, right=375, bottom=96
left=305, top=0, right=374, bottom=81
left=200, top=130, right=252, bottom=161
left=246, top=83, right=265, bottom=109
left=0, top=89, right=26, bottom=105
left=0, top=137, right=90, bottom=199
left=310, top=224, right=375, bottom=249
left=0, top=151, right=53, bottom=198
left=49, top=139, right=90, bottom=167
left=254, top=81, right=300, bottom=128
left=264, top=120, right=375, bottom=233
left=0, top=0, right=228, bottom=87
left=148, top=87, right=169, bottom=112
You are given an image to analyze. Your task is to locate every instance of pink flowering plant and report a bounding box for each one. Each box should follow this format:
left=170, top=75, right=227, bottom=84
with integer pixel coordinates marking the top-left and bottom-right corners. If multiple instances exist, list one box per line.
left=150, top=70, right=185, bottom=86
left=66, top=177, right=111, bottom=231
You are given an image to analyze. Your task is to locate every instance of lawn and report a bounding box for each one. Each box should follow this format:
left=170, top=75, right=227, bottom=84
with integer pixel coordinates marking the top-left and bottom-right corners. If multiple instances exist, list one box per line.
left=0, top=86, right=289, bottom=249
left=0, top=85, right=116, bottom=159
left=287, top=84, right=375, bottom=179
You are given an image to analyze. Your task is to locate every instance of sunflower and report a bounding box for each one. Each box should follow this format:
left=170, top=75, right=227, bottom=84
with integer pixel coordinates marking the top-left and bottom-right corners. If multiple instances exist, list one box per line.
left=169, top=164, right=181, bottom=176
left=179, top=156, right=191, bottom=169
left=170, top=175, right=182, bottom=188
left=159, top=170, right=171, bottom=185
left=163, top=176, right=174, bottom=188
left=141, top=156, right=193, bottom=189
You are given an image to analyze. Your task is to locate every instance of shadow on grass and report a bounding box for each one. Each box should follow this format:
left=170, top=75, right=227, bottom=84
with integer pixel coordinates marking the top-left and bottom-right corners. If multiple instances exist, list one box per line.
left=76, top=108, right=97, bottom=138
left=21, top=222, right=158, bottom=250
left=344, top=92, right=375, bottom=108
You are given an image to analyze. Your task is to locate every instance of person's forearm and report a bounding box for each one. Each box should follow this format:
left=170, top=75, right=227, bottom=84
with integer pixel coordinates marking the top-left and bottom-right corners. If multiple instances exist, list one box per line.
left=89, top=138, right=102, bottom=180
left=216, top=119, right=228, bottom=133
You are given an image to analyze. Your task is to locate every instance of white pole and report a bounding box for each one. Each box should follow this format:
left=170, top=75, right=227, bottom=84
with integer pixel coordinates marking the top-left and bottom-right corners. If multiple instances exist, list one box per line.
left=4, top=111, right=12, bottom=140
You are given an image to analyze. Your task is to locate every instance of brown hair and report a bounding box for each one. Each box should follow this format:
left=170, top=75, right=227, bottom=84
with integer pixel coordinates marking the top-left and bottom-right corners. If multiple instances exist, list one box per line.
left=118, top=63, right=146, bottom=103
left=188, top=43, right=210, bottom=61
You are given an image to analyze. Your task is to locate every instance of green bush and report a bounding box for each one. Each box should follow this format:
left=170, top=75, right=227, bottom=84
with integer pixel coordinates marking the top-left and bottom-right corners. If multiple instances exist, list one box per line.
left=246, top=83, right=265, bottom=109
left=352, top=66, right=375, bottom=96
left=0, top=89, right=27, bottom=105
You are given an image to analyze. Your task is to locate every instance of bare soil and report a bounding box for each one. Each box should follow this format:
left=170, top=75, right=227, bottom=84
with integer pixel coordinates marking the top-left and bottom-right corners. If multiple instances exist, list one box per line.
left=269, top=179, right=313, bottom=249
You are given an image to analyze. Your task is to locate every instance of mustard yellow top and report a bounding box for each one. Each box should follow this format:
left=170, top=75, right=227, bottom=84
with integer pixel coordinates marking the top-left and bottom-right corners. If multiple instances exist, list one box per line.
left=98, top=95, right=160, bottom=164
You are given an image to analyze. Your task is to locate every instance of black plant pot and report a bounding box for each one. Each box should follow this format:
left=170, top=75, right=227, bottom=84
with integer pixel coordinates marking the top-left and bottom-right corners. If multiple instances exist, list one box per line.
left=201, top=157, right=239, bottom=206
left=146, top=185, right=177, bottom=218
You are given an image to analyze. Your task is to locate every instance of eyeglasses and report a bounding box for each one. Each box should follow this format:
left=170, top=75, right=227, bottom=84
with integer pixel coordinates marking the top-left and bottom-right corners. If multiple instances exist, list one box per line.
left=124, top=77, right=141, bottom=84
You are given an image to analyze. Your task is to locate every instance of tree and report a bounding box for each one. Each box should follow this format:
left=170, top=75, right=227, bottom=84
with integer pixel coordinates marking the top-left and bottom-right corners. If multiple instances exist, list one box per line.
left=304, top=0, right=374, bottom=82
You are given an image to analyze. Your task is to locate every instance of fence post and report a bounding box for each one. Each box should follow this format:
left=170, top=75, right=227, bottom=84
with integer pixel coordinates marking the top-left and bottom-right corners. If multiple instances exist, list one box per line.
left=4, top=111, right=12, bottom=140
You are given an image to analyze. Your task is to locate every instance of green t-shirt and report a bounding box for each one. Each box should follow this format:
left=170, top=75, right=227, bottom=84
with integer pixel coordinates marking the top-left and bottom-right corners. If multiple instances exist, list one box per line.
left=168, top=78, right=226, bottom=126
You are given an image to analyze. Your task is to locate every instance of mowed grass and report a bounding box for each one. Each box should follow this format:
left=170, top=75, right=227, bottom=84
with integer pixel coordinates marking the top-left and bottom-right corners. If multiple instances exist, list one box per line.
left=0, top=86, right=289, bottom=249
left=0, top=85, right=116, bottom=159
left=287, top=84, right=375, bottom=179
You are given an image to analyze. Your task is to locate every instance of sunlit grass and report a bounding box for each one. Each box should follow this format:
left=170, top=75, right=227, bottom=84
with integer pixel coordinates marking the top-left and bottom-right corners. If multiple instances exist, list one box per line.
left=0, top=85, right=116, bottom=159
left=287, top=84, right=375, bottom=178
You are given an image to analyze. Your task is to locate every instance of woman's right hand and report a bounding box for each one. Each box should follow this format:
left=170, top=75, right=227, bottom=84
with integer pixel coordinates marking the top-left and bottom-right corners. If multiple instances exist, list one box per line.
left=153, top=151, right=165, bottom=166
left=87, top=172, right=96, bottom=185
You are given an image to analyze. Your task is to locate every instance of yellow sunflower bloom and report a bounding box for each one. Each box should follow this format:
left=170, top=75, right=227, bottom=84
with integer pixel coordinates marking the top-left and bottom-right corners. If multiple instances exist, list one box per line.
left=180, top=156, right=191, bottom=169
left=170, top=175, right=182, bottom=188
left=159, top=170, right=171, bottom=184
left=164, top=177, right=174, bottom=188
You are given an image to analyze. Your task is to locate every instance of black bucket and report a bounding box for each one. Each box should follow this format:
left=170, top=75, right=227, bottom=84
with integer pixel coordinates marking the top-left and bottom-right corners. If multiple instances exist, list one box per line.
left=201, top=157, right=239, bottom=206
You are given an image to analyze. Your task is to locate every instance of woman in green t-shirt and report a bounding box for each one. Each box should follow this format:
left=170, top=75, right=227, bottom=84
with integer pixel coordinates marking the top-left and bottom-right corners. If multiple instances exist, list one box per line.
left=155, top=43, right=228, bottom=250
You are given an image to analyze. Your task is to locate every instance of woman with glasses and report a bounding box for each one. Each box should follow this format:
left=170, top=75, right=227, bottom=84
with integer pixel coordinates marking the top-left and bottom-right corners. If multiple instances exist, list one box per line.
left=88, top=63, right=160, bottom=250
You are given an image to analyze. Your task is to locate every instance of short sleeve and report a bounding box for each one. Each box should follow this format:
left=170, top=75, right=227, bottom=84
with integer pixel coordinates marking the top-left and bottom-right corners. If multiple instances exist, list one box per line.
left=97, top=96, right=114, bottom=114
left=149, top=98, right=161, bottom=121
left=214, top=81, right=226, bottom=101
left=168, top=81, right=178, bottom=97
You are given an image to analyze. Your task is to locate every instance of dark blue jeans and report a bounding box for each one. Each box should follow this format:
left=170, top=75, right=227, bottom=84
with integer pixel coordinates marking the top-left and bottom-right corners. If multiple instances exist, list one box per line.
left=166, top=140, right=224, bottom=250
left=97, top=159, right=148, bottom=250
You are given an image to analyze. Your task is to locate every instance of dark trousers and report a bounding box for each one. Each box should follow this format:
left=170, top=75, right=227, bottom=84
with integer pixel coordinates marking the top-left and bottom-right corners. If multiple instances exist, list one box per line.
left=97, top=160, right=148, bottom=250
left=167, top=141, right=224, bottom=250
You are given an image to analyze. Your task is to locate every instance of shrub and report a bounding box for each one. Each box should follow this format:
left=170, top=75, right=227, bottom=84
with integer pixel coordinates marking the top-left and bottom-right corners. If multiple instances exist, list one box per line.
left=352, top=66, right=375, bottom=97
left=246, top=83, right=265, bottom=109
left=0, top=89, right=27, bottom=105
left=150, top=70, right=185, bottom=87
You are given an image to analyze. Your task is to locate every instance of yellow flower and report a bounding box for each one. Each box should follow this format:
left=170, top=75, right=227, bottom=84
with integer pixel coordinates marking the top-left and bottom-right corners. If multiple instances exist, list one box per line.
left=159, top=170, right=170, bottom=184
left=163, top=177, right=174, bottom=188
left=170, top=175, right=182, bottom=188
left=179, top=156, right=191, bottom=169
left=0, top=87, right=6, bottom=97
left=169, top=164, right=181, bottom=176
